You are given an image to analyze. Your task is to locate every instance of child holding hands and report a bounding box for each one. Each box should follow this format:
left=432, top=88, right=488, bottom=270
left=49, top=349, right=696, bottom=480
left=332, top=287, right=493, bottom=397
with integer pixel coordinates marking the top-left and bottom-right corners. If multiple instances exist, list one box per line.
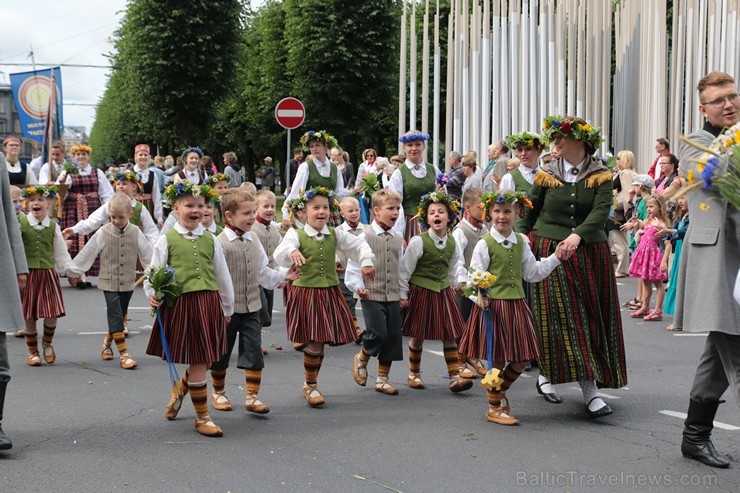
left=458, top=190, right=568, bottom=425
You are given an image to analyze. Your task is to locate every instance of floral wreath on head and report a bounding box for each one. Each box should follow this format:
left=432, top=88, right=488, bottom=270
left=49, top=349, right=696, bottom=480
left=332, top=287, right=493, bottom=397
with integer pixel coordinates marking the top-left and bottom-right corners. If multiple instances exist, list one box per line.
left=108, top=170, right=142, bottom=186
left=21, top=185, right=59, bottom=200
left=542, top=115, right=603, bottom=151
left=506, top=131, right=545, bottom=150
left=181, top=146, right=203, bottom=160
left=162, top=181, right=220, bottom=208
left=70, top=144, right=92, bottom=155
left=399, top=132, right=430, bottom=144
left=291, top=186, right=340, bottom=215
left=205, top=173, right=229, bottom=185
left=480, top=190, right=533, bottom=219
left=415, top=191, right=460, bottom=231
left=299, top=130, right=338, bottom=151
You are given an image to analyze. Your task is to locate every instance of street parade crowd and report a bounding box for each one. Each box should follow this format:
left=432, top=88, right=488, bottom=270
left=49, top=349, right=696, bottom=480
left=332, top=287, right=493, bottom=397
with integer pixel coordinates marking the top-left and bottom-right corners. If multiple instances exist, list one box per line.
left=0, top=71, right=738, bottom=470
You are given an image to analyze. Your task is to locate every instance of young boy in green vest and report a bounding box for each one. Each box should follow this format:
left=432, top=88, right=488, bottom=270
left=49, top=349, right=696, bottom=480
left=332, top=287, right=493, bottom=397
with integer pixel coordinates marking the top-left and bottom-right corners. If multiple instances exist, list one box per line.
left=71, top=193, right=153, bottom=369
left=458, top=190, right=568, bottom=425
left=18, top=186, right=78, bottom=366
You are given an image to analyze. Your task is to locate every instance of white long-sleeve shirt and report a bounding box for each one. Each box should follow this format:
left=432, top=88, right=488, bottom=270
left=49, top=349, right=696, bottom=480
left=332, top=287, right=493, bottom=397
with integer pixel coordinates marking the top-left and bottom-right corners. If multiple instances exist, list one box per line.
left=38, top=161, right=64, bottom=184
left=47, top=165, right=115, bottom=204
left=24, top=213, right=77, bottom=276
left=221, top=228, right=289, bottom=290
left=399, top=228, right=467, bottom=299
left=70, top=198, right=159, bottom=244
left=281, top=157, right=346, bottom=217
left=388, top=159, right=441, bottom=236
left=145, top=223, right=234, bottom=316
left=134, top=165, right=163, bottom=221
left=469, top=229, right=561, bottom=284
left=344, top=221, right=404, bottom=297
left=70, top=223, right=153, bottom=277
left=499, top=163, right=539, bottom=191
left=273, top=223, right=375, bottom=270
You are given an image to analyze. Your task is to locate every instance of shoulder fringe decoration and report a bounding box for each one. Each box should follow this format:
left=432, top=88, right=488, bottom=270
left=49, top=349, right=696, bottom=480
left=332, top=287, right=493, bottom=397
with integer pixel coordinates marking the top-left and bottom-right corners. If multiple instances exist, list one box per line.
left=534, top=171, right=563, bottom=188
left=584, top=170, right=612, bottom=188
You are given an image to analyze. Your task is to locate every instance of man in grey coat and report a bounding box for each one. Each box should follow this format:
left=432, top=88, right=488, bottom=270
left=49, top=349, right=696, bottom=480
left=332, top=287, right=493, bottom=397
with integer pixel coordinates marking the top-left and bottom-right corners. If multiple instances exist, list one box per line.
left=0, top=151, right=29, bottom=450
left=676, top=71, right=740, bottom=468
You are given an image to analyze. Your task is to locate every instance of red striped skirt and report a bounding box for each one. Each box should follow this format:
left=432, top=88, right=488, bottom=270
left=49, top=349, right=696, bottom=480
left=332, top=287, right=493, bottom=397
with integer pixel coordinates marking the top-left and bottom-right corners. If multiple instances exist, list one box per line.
left=286, top=286, right=356, bottom=345
left=282, top=280, right=294, bottom=307
left=21, top=268, right=65, bottom=320
left=403, top=215, right=422, bottom=244
left=459, top=300, right=540, bottom=362
left=530, top=235, right=627, bottom=388
left=62, top=192, right=102, bottom=276
left=146, top=290, right=226, bottom=365
left=402, top=285, right=465, bottom=340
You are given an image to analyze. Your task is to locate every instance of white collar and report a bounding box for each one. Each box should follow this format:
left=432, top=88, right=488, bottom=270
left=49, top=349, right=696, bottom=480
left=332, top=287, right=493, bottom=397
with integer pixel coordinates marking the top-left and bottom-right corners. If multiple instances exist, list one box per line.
left=428, top=228, right=447, bottom=243
left=304, top=223, right=331, bottom=237
left=312, top=156, right=331, bottom=167
left=462, top=217, right=481, bottom=232
left=204, top=222, right=218, bottom=233
left=563, top=157, right=587, bottom=172
left=519, top=163, right=538, bottom=174
left=129, top=198, right=138, bottom=206
left=27, top=212, right=51, bottom=228
left=6, top=161, right=21, bottom=171
left=405, top=159, right=425, bottom=170
left=490, top=229, right=518, bottom=245
left=371, top=221, right=397, bottom=235
left=174, top=223, right=204, bottom=237
left=223, top=227, right=253, bottom=242
left=134, top=165, right=149, bottom=173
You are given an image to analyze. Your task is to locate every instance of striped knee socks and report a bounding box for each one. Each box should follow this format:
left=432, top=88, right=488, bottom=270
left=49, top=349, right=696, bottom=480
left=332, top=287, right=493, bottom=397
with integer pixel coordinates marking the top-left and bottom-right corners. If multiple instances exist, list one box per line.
left=501, top=364, right=524, bottom=393
left=25, top=331, right=38, bottom=355
left=189, top=382, right=209, bottom=418
left=304, top=350, right=323, bottom=385
left=487, top=389, right=502, bottom=408
left=378, top=361, right=392, bottom=377
left=359, top=347, right=371, bottom=363
left=42, top=324, right=56, bottom=345
left=443, top=345, right=460, bottom=376
left=245, top=369, right=262, bottom=395
left=408, top=346, right=422, bottom=374
left=112, top=332, right=128, bottom=356
left=211, top=369, right=227, bottom=393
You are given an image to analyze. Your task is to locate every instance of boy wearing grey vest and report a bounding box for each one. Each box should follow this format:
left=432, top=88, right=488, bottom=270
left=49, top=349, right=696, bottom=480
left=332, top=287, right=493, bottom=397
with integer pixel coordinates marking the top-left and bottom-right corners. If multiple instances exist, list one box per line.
left=252, top=190, right=282, bottom=331
left=72, top=193, right=153, bottom=369
left=336, top=197, right=365, bottom=343
left=345, top=190, right=405, bottom=395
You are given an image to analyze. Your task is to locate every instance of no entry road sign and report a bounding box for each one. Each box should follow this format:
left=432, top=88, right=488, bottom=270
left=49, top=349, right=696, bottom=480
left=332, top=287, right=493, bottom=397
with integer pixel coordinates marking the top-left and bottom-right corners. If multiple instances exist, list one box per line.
left=275, top=97, right=305, bottom=130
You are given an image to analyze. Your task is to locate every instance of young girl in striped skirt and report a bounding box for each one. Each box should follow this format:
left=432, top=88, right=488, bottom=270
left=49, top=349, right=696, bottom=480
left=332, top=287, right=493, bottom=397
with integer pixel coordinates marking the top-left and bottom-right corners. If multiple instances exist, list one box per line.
left=459, top=190, right=568, bottom=425
left=145, top=182, right=234, bottom=437
left=399, top=191, right=472, bottom=393
left=273, top=186, right=375, bottom=407
left=18, top=186, right=78, bottom=366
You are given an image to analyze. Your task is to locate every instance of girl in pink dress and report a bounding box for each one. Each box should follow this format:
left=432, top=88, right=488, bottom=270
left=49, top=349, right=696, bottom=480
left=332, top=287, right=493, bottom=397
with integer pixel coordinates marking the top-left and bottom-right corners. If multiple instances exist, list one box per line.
left=628, top=195, right=670, bottom=321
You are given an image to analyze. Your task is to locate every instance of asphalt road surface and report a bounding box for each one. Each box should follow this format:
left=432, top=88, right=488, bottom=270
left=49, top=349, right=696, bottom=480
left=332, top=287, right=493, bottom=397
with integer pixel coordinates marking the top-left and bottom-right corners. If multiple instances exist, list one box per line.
left=1, top=276, right=738, bottom=492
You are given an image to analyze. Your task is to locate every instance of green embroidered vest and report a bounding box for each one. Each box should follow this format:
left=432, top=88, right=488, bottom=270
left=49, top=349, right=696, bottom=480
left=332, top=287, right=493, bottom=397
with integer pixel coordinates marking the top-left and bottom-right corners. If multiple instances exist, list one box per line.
left=482, top=235, right=526, bottom=299
left=510, top=168, right=534, bottom=194
left=131, top=201, right=143, bottom=227
left=306, top=159, right=338, bottom=189
left=165, top=229, right=218, bottom=293
left=400, top=163, right=436, bottom=214
left=19, top=215, right=56, bottom=269
left=409, top=232, right=455, bottom=292
left=293, top=227, right=340, bottom=288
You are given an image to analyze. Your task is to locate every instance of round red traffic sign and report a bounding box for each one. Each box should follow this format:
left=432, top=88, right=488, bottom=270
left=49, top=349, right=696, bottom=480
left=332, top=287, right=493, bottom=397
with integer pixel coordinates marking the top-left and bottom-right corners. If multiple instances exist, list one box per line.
left=275, top=97, right=305, bottom=130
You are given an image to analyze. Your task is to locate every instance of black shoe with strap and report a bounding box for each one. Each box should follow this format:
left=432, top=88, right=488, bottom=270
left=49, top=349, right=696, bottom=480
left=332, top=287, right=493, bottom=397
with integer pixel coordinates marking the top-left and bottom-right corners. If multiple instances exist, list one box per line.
left=681, top=399, right=730, bottom=468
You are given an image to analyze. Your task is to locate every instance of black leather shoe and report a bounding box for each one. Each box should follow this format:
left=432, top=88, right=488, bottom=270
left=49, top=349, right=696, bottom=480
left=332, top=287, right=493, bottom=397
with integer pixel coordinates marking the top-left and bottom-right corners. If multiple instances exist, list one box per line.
left=681, top=436, right=730, bottom=468
left=585, top=397, right=613, bottom=418
left=536, top=380, right=562, bottom=404
left=681, top=399, right=730, bottom=468
left=0, top=425, right=11, bottom=450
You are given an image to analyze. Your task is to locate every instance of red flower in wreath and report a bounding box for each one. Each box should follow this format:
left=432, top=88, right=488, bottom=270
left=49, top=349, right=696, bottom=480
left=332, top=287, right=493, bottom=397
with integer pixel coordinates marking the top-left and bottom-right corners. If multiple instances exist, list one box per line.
left=561, top=121, right=572, bottom=133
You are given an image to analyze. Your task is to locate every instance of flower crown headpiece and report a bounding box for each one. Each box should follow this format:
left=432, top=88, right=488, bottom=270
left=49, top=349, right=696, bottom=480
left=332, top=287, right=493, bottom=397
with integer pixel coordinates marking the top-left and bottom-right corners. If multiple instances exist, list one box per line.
left=205, top=173, right=229, bottom=185
left=162, top=181, right=220, bottom=207
left=21, top=185, right=59, bottom=200
left=542, top=115, right=603, bottom=151
left=415, top=191, right=460, bottom=231
left=70, top=144, right=92, bottom=155
left=506, top=131, right=545, bottom=150
left=108, top=170, right=141, bottom=184
left=299, top=130, right=338, bottom=151
left=480, top=190, right=533, bottom=213
left=289, top=186, right=340, bottom=215
left=181, top=146, right=203, bottom=159
left=399, top=132, right=430, bottom=143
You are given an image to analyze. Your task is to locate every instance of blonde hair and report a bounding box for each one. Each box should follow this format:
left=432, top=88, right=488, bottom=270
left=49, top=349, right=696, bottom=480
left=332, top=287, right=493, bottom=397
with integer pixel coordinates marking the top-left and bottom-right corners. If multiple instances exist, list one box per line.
left=109, top=193, right=132, bottom=214
left=371, top=189, right=402, bottom=208
left=240, top=182, right=257, bottom=194
left=221, top=189, right=255, bottom=214
left=462, top=154, right=477, bottom=168
left=645, top=195, right=670, bottom=226
left=339, top=196, right=360, bottom=209
left=617, top=150, right=635, bottom=170
left=255, top=189, right=276, bottom=204
left=10, top=185, right=21, bottom=200
left=461, top=187, right=483, bottom=206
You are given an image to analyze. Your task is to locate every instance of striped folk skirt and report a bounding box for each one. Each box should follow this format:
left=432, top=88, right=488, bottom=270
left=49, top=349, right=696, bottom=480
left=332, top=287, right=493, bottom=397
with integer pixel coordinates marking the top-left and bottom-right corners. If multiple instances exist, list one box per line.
left=403, top=215, right=422, bottom=244
left=21, top=268, right=65, bottom=320
left=530, top=235, right=627, bottom=388
left=458, top=300, right=540, bottom=363
left=146, top=290, right=226, bottom=365
left=402, top=285, right=465, bottom=340
left=62, top=188, right=102, bottom=277
left=286, top=286, right=356, bottom=345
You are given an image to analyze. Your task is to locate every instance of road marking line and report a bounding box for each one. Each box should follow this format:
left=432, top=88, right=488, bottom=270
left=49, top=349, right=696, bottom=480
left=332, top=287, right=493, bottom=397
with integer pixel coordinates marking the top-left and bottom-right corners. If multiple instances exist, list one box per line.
left=659, top=410, right=740, bottom=431
left=425, top=349, right=444, bottom=357
left=79, top=331, right=140, bottom=335
left=568, top=387, right=621, bottom=399
left=672, top=333, right=707, bottom=337
left=128, top=307, right=151, bottom=311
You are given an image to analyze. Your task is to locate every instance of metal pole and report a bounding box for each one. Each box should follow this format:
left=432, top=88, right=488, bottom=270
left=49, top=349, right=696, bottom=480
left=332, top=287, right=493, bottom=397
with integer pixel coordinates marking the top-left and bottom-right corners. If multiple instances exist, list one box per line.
left=286, top=128, right=291, bottom=193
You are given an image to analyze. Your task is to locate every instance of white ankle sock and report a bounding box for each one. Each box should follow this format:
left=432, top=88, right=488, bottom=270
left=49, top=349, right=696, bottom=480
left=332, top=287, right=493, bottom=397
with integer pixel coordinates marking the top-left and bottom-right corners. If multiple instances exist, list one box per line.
left=579, top=380, right=606, bottom=411
left=538, top=374, right=559, bottom=396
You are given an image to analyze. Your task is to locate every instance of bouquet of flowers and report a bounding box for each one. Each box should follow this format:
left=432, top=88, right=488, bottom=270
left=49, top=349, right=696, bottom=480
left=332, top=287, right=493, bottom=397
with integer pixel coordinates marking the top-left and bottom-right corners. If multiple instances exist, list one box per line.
left=353, top=173, right=381, bottom=197
left=62, top=161, right=79, bottom=175
left=436, top=172, right=450, bottom=188
left=680, top=121, right=740, bottom=210
left=462, top=268, right=496, bottom=308
left=143, top=267, right=182, bottom=316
